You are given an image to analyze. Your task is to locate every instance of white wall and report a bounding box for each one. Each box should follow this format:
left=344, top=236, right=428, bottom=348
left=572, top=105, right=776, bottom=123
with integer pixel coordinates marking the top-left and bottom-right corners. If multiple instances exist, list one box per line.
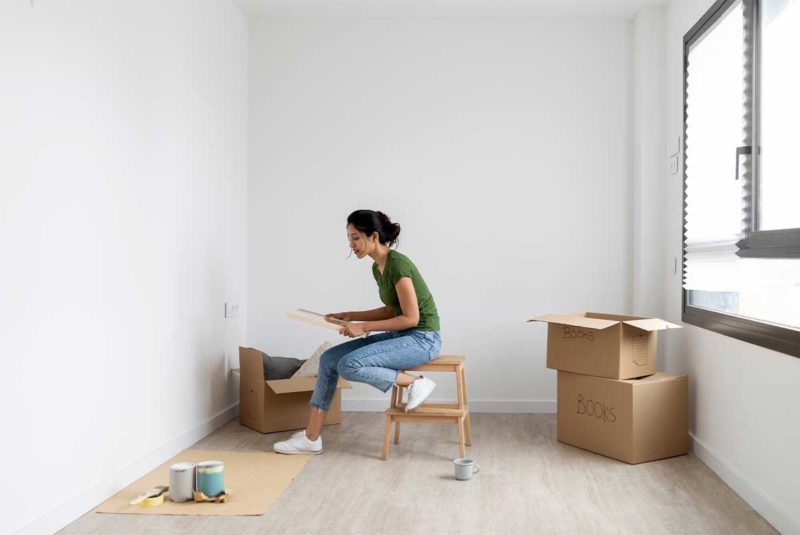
left=0, top=2, right=248, bottom=533
left=247, top=18, right=634, bottom=411
left=650, top=1, right=800, bottom=532
left=631, top=6, right=667, bottom=320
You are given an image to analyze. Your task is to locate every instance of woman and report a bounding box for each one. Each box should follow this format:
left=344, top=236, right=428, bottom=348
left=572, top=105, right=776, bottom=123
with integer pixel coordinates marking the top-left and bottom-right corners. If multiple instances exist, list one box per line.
left=274, top=210, right=442, bottom=455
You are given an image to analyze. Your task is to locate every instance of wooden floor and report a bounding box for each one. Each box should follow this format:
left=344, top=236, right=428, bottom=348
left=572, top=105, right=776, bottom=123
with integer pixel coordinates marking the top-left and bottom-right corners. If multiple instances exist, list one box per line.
left=61, top=413, right=776, bottom=535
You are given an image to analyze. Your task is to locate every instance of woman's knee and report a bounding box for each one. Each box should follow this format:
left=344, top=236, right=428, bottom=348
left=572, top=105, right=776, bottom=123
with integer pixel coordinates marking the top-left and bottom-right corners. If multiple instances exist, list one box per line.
left=318, top=349, right=339, bottom=374
left=336, top=355, right=359, bottom=379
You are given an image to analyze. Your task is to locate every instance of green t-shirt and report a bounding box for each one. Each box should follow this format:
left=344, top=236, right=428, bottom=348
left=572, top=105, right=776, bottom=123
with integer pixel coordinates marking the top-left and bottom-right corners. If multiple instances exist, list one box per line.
left=372, top=250, right=440, bottom=332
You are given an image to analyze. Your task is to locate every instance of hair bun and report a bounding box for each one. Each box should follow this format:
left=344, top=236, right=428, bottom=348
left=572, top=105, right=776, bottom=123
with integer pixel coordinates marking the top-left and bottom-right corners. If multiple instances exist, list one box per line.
left=376, top=211, right=401, bottom=245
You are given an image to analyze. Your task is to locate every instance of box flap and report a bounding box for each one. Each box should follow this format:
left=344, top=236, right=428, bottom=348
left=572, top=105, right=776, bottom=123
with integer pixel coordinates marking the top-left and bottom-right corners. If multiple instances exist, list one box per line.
left=266, top=377, right=352, bottom=394
left=586, top=312, right=647, bottom=321
left=529, top=313, right=618, bottom=330
left=239, top=347, right=266, bottom=378
left=622, top=318, right=682, bottom=332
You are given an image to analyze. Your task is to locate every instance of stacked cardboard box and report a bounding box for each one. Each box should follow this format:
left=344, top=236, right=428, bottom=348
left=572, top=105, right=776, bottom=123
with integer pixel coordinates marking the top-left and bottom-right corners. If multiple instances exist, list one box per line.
left=530, top=312, right=688, bottom=464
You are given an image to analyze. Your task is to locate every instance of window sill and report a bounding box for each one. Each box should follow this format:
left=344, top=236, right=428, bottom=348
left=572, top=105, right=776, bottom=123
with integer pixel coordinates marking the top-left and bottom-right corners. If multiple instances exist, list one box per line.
left=682, top=298, right=800, bottom=358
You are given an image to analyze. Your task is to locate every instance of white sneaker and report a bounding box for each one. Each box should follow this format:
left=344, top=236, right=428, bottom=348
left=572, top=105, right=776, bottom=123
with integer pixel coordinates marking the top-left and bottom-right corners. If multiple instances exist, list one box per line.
left=273, top=430, right=323, bottom=455
left=405, top=376, right=436, bottom=412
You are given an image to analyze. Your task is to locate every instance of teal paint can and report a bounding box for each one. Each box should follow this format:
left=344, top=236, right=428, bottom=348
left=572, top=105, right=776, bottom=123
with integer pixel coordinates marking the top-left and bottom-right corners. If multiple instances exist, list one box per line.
left=196, top=460, right=224, bottom=497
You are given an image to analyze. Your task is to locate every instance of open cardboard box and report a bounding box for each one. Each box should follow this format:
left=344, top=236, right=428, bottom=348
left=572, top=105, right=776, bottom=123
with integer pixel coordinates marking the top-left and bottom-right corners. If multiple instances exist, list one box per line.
left=529, top=312, right=682, bottom=379
left=237, top=347, right=352, bottom=434
left=557, top=370, right=689, bottom=464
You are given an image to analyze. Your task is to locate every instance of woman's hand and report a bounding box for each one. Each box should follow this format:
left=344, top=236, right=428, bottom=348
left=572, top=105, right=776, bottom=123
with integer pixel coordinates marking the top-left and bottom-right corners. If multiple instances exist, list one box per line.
left=339, top=323, right=367, bottom=338
left=325, top=312, right=350, bottom=325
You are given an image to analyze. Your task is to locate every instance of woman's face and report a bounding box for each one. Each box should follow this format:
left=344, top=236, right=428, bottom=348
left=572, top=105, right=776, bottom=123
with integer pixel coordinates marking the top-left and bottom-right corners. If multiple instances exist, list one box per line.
left=347, top=223, right=374, bottom=259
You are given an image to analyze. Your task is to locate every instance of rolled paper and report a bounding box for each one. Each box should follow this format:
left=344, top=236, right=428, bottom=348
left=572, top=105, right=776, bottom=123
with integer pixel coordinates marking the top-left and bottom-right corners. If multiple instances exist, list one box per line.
left=140, top=493, right=165, bottom=507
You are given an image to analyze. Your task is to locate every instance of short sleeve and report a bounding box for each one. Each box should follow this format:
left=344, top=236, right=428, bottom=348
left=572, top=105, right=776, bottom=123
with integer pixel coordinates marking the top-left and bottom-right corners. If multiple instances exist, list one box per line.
left=390, top=257, right=414, bottom=286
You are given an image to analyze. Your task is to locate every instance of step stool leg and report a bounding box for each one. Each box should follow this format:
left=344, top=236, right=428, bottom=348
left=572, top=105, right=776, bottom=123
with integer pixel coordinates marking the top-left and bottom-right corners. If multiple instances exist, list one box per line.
left=460, top=367, right=472, bottom=446
left=394, top=421, right=400, bottom=444
left=383, top=414, right=392, bottom=460
left=457, top=415, right=467, bottom=459
left=455, top=364, right=465, bottom=412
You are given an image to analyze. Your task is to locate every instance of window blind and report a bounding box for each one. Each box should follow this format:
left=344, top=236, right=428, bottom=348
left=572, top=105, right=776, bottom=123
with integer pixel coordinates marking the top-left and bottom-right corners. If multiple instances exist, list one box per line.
left=683, top=0, right=749, bottom=292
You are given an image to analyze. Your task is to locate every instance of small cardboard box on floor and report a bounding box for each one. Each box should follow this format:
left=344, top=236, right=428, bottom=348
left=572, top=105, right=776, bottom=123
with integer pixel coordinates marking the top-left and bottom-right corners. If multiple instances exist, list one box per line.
left=238, top=347, right=351, bottom=434
left=530, top=312, right=682, bottom=379
left=557, top=371, right=688, bottom=464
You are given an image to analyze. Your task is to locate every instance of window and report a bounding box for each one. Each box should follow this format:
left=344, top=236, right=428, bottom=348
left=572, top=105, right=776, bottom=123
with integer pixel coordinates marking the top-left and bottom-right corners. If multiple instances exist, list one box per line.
left=682, top=0, right=800, bottom=357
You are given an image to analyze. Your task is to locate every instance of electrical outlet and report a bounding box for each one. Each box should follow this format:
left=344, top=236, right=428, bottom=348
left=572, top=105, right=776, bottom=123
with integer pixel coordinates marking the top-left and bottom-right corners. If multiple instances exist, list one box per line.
left=671, top=136, right=681, bottom=156
left=669, top=154, right=679, bottom=175
left=224, top=302, right=239, bottom=318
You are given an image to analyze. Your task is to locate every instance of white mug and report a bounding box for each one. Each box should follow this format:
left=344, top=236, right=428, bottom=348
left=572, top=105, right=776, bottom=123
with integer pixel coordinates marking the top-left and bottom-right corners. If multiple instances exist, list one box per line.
left=454, top=458, right=480, bottom=481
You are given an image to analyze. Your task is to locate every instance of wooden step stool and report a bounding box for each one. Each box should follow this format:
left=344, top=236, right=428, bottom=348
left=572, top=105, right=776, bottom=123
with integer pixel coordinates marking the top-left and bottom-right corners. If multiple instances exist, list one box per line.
left=383, top=355, right=472, bottom=460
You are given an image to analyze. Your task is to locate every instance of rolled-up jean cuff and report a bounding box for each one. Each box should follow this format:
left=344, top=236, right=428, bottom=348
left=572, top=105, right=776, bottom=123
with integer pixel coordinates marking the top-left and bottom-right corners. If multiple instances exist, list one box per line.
left=309, top=401, right=328, bottom=411
left=379, top=370, right=400, bottom=393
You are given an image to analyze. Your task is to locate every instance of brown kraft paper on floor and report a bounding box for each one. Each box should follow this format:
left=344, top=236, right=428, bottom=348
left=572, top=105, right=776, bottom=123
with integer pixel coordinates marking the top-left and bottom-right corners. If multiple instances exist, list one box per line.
left=94, top=449, right=310, bottom=516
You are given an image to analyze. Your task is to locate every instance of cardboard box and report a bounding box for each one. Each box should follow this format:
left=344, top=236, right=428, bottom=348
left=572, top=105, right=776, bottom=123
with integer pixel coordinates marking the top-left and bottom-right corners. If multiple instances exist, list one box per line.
left=530, top=312, right=682, bottom=379
left=237, top=347, right=352, bottom=434
left=557, top=371, right=688, bottom=464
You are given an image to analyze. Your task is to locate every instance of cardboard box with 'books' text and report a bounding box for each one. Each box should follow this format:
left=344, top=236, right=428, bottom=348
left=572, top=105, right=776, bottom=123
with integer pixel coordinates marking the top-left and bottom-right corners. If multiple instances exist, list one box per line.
left=237, top=347, right=351, bottom=434
left=529, top=312, right=682, bottom=379
left=557, top=370, right=689, bottom=464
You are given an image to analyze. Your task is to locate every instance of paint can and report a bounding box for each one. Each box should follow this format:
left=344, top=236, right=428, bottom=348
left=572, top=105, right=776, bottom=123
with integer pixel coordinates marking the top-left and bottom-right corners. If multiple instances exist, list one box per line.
left=168, top=462, right=196, bottom=503
left=196, top=460, right=224, bottom=498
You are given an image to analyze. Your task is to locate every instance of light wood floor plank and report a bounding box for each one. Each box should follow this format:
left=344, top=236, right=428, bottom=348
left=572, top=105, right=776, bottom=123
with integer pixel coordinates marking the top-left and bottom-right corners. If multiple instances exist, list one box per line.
left=59, top=413, right=776, bottom=535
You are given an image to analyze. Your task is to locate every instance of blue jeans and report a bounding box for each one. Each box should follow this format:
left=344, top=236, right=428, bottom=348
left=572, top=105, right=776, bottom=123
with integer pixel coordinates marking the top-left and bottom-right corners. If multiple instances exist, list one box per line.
left=309, top=330, right=442, bottom=411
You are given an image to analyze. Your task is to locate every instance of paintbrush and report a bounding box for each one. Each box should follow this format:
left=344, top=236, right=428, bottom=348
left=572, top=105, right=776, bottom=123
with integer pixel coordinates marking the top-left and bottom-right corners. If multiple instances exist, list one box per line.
left=129, top=485, right=169, bottom=506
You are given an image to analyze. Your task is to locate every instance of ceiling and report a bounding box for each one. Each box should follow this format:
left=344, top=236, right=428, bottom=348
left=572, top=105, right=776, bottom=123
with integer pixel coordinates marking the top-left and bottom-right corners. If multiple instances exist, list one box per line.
left=232, top=0, right=667, bottom=19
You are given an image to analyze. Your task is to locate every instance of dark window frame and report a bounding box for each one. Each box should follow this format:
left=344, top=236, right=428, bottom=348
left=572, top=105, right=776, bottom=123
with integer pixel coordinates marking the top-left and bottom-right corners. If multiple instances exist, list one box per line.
left=682, top=0, right=800, bottom=358
left=735, top=0, right=800, bottom=258
left=737, top=228, right=800, bottom=258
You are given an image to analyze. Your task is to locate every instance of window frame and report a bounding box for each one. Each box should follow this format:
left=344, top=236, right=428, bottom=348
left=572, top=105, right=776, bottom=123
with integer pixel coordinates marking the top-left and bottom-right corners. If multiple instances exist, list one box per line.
left=735, top=0, right=800, bottom=258
left=681, top=0, right=800, bottom=358
left=737, top=228, right=800, bottom=258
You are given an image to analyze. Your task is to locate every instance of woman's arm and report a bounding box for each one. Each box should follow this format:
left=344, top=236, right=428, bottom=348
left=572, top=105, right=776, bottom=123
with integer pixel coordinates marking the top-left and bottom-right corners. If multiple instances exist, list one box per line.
left=340, top=278, right=419, bottom=336
left=328, top=306, right=395, bottom=322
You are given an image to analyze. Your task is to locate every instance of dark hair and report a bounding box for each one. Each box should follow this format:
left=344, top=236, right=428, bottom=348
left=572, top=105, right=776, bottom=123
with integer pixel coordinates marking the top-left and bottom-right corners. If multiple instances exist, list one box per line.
left=347, top=210, right=401, bottom=247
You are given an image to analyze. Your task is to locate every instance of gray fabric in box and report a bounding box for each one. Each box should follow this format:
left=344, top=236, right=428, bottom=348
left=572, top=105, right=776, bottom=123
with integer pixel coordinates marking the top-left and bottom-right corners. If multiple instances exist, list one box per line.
left=249, top=348, right=304, bottom=380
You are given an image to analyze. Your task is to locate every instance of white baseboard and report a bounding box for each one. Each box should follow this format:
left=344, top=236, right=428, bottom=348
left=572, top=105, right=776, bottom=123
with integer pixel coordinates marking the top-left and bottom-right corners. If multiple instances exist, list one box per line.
left=15, top=403, right=240, bottom=535
left=690, top=432, right=800, bottom=535
left=342, top=399, right=556, bottom=413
